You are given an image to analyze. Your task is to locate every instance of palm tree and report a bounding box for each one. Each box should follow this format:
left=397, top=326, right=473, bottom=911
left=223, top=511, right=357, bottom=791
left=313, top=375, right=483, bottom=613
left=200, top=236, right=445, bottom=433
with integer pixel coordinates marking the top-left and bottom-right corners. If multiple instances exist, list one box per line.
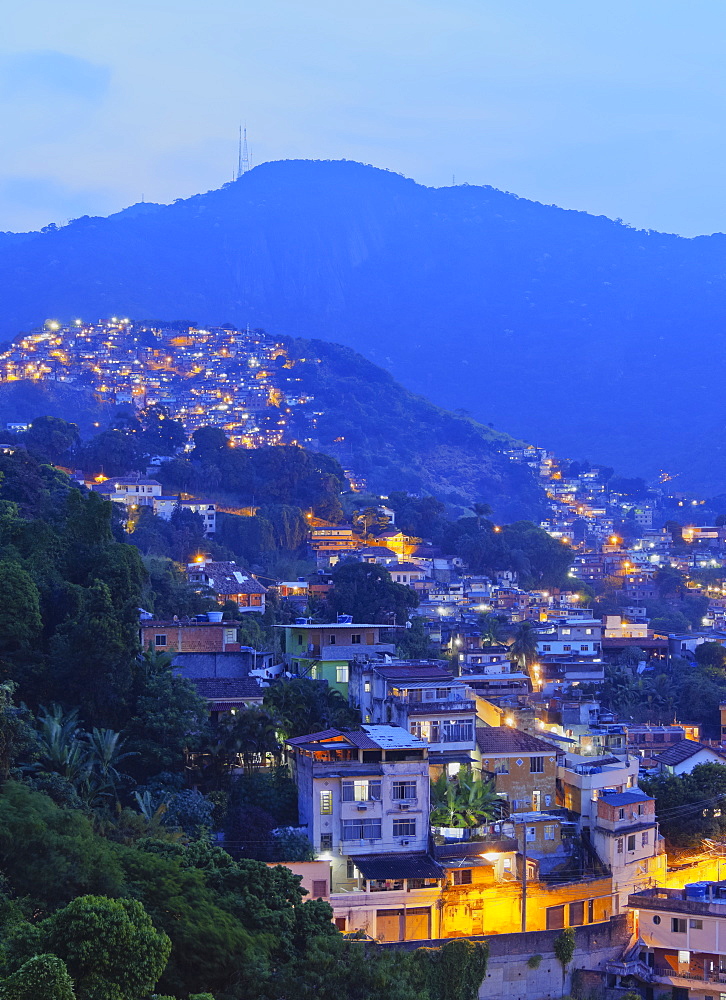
left=35, top=704, right=91, bottom=787
left=478, top=613, right=509, bottom=648
left=508, top=620, right=540, bottom=668
left=430, top=769, right=505, bottom=829
left=83, top=728, right=137, bottom=803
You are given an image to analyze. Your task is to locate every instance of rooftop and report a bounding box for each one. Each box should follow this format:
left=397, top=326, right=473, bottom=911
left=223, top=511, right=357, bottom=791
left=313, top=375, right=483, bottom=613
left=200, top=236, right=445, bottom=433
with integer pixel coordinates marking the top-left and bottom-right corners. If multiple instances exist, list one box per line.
left=655, top=739, right=726, bottom=767
left=476, top=726, right=561, bottom=756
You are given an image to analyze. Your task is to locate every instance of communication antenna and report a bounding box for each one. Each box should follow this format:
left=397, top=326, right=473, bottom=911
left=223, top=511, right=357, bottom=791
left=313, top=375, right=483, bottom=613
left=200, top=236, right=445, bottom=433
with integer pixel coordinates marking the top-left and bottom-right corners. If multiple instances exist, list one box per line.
left=236, top=126, right=250, bottom=179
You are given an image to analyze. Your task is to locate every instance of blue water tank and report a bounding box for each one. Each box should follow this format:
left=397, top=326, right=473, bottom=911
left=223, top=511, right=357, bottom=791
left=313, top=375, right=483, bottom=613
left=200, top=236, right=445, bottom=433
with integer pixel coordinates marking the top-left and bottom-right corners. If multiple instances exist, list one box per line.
left=685, top=882, right=709, bottom=900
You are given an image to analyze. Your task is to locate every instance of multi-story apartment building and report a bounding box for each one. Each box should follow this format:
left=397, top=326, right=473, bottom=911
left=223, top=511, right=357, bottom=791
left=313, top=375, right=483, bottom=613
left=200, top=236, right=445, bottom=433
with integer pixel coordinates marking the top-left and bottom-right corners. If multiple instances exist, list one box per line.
left=475, top=727, right=561, bottom=813
left=348, top=661, right=477, bottom=775
left=628, top=883, right=726, bottom=996
left=536, top=617, right=603, bottom=658
left=277, top=618, right=398, bottom=696
left=286, top=725, right=445, bottom=941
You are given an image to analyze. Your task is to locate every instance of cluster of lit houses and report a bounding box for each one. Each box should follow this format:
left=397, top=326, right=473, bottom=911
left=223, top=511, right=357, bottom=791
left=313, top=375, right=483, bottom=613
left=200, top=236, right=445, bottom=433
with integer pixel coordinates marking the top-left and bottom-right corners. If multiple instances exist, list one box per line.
left=0, top=317, right=318, bottom=448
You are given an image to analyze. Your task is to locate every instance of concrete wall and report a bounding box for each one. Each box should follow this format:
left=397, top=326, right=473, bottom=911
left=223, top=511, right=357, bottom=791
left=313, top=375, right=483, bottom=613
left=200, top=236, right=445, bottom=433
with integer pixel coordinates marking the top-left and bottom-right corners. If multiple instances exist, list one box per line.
left=378, top=913, right=633, bottom=1000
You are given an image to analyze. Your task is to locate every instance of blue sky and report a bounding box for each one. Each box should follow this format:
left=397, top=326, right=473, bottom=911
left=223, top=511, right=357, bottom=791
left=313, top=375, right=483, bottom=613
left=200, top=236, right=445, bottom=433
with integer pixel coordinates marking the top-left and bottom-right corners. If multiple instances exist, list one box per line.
left=3, top=0, right=726, bottom=234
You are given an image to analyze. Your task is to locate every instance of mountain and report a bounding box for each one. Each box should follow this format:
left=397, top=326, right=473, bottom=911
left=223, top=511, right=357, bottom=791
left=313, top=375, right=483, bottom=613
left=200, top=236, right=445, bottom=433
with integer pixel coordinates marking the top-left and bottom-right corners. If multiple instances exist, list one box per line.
left=287, top=338, right=542, bottom=520
left=0, top=336, right=543, bottom=521
left=1, top=159, right=726, bottom=491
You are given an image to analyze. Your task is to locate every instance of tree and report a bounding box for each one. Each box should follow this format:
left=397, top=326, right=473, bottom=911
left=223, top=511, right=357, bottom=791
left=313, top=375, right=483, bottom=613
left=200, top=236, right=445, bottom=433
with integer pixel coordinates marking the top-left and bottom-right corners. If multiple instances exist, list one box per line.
left=125, top=646, right=208, bottom=781
left=477, top=613, right=509, bottom=648
left=23, top=416, right=80, bottom=465
left=430, top=769, right=504, bottom=828
left=218, top=707, right=280, bottom=772
left=0, top=683, right=37, bottom=783
left=553, top=927, right=575, bottom=995
left=508, top=620, right=539, bottom=668
left=326, top=561, right=418, bottom=624
left=49, top=580, right=138, bottom=729
left=470, top=502, right=492, bottom=529
left=263, top=677, right=360, bottom=739
left=0, top=954, right=76, bottom=1000
left=695, top=641, right=726, bottom=669
left=40, top=895, right=171, bottom=1000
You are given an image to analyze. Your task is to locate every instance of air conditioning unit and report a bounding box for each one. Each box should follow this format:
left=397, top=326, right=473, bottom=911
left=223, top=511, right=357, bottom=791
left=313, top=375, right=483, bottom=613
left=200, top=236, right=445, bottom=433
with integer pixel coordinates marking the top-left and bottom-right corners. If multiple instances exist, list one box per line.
left=399, top=803, right=410, bottom=810
left=357, top=803, right=368, bottom=811
left=400, top=839, right=410, bottom=846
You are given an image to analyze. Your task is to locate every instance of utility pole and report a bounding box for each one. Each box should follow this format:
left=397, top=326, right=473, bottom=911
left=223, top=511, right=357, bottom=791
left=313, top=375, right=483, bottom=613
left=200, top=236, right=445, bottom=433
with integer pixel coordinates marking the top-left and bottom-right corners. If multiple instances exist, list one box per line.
left=521, top=823, right=528, bottom=933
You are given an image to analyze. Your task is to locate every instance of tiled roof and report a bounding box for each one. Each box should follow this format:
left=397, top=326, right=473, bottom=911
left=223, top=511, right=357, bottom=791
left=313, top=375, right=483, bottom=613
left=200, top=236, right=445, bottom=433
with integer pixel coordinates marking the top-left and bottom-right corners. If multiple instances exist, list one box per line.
left=192, top=677, right=264, bottom=700
left=286, top=728, right=352, bottom=747
left=350, top=853, right=443, bottom=880
left=188, top=561, right=267, bottom=595
left=655, top=739, right=726, bottom=767
left=476, top=727, right=561, bottom=756
left=375, top=665, right=454, bottom=681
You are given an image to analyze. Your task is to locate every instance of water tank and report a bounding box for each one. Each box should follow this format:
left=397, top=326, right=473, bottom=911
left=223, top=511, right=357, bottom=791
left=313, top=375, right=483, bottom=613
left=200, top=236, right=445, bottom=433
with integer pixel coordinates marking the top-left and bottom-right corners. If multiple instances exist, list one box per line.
left=206, top=611, right=224, bottom=623
left=337, top=614, right=353, bottom=624
left=295, top=617, right=309, bottom=626
left=685, top=882, right=709, bottom=901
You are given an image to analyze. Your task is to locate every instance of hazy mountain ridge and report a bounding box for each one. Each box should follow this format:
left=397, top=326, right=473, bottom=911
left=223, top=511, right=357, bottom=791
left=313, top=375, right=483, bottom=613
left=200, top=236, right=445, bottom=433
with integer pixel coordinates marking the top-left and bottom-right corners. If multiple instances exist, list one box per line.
left=1, top=159, right=726, bottom=490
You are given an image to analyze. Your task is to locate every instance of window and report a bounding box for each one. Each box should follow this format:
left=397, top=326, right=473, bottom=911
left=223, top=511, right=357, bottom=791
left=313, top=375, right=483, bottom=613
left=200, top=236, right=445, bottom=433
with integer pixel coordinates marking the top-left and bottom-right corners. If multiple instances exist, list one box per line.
left=346, top=858, right=357, bottom=879
left=452, top=869, right=472, bottom=885
left=690, top=919, right=703, bottom=929
left=328, top=634, right=336, bottom=645
left=526, top=826, right=536, bottom=842
left=542, top=644, right=551, bottom=651
left=652, top=914, right=661, bottom=925
left=320, top=790, right=332, bottom=814
left=627, top=835, right=636, bottom=852
left=312, top=880, right=328, bottom=898
left=580, top=644, right=589, bottom=651
left=436, top=688, right=450, bottom=699
left=544, top=824, right=555, bottom=841
left=351, top=634, right=361, bottom=644
left=585, top=628, right=593, bottom=635
left=530, top=756, right=544, bottom=773
left=561, top=628, right=571, bottom=635
left=154, top=634, right=167, bottom=646
left=296, top=633, right=303, bottom=646
left=588, top=899, right=594, bottom=923
left=618, top=808, right=625, bottom=820
left=494, top=759, right=509, bottom=775
left=563, top=644, right=571, bottom=651
left=364, top=680, right=371, bottom=693
left=342, top=780, right=381, bottom=802
left=671, top=918, right=687, bottom=933
left=336, top=665, right=349, bottom=683
left=617, top=838, right=623, bottom=854
left=392, top=781, right=417, bottom=800
left=442, top=721, right=473, bottom=743
left=342, top=819, right=382, bottom=841
left=393, top=820, right=416, bottom=837
left=569, top=901, right=585, bottom=926
left=642, top=831, right=649, bottom=847
left=320, top=833, right=333, bottom=850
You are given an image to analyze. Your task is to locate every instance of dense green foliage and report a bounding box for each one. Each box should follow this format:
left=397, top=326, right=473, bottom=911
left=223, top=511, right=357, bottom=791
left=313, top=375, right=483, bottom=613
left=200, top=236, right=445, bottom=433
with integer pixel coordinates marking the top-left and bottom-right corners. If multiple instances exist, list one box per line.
left=158, top=429, right=346, bottom=522
left=641, top=763, right=726, bottom=848
left=324, top=560, right=418, bottom=625
left=287, top=337, right=541, bottom=518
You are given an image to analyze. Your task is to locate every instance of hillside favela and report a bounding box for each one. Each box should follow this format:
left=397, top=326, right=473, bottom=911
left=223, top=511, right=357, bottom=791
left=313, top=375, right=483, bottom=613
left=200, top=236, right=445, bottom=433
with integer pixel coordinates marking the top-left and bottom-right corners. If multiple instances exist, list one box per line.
left=6, top=6, right=726, bottom=1000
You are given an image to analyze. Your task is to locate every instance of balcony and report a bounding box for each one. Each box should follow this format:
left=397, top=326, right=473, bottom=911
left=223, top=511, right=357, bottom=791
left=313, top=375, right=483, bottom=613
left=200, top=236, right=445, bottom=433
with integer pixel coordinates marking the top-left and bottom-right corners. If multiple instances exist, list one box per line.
left=406, top=700, right=476, bottom=715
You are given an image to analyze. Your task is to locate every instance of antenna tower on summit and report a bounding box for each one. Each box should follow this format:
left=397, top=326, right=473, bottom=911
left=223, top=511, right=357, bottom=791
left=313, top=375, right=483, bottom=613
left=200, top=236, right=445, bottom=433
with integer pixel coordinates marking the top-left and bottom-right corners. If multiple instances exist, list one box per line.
left=236, top=126, right=250, bottom=179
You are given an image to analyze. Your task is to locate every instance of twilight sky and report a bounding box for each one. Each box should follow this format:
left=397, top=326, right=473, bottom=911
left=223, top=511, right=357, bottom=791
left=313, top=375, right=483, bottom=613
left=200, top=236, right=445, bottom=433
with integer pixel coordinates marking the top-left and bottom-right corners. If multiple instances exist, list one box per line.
left=3, top=0, right=726, bottom=235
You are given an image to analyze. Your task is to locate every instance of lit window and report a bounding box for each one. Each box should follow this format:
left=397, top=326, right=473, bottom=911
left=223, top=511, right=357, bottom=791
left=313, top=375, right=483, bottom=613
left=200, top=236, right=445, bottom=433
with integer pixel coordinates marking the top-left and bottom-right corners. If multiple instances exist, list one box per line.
left=320, top=791, right=333, bottom=815
left=364, top=681, right=371, bottom=693
left=336, top=665, right=349, bottom=683
left=544, top=824, right=555, bottom=841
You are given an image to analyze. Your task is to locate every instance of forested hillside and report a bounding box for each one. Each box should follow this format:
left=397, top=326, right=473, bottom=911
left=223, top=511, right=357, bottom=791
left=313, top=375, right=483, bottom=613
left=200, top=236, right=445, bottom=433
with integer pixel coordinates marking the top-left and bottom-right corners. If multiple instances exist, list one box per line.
left=2, top=160, right=726, bottom=487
